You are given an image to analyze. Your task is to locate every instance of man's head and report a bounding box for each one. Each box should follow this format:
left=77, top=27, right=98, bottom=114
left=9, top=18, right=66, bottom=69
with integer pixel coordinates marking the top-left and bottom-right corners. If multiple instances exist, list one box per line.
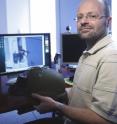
left=76, top=0, right=111, bottom=42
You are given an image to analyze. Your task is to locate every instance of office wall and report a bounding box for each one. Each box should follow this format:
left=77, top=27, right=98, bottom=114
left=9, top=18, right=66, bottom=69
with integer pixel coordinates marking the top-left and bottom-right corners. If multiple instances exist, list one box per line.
left=6, top=0, right=30, bottom=33
left=0, top=0, right=7, bottom=33
left=58, top=0, right=81, bottom=33
left=0, top=0, right=30, bottom=33
left=112, top=0, right=117, bottom=41
left=56, top=0, right=81, bottom=54
left=29, top=0, right=56, bottom=60
left=0, top=0, right=56, bottom=60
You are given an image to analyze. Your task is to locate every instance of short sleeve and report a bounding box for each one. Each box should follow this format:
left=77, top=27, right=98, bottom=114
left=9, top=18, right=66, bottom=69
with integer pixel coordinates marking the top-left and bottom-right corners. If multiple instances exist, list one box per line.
left=90, top=55, right=117, bottom=123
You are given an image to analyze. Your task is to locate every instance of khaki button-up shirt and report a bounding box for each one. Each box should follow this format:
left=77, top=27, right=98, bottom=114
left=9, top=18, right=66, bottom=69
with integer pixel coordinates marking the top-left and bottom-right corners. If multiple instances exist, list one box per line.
left=67, top=35, right=117, bottom=123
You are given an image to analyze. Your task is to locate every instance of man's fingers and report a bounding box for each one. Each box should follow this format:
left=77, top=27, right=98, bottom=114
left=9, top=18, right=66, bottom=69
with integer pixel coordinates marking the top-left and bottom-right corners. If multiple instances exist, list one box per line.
left=33, top=105, right=40, bottom=110
left=32, top=93, right=41, bottom=98
left=32, top=93, right=45, bottom=102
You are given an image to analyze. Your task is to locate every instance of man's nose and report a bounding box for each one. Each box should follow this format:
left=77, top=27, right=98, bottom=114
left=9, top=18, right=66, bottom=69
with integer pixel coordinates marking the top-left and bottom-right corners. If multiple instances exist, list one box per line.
left=80, top=16, right=90, bottom=24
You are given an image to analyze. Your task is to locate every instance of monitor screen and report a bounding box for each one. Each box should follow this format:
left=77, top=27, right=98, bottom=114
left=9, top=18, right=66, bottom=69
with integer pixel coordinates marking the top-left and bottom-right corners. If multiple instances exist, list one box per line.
left=0, top=33, right=51, bottom=75
left=61, top=33, right=86, bottom=65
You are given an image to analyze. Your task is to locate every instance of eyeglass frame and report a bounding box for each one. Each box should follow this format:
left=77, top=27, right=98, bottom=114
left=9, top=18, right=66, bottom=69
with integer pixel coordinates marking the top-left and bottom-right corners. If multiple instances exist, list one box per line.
left=74, top=13, right=107, bottom=22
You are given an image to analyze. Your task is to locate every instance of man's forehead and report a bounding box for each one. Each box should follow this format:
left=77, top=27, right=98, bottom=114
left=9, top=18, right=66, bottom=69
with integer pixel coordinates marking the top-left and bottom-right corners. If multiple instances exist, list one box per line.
left=77, top=0, right=104, bottom=14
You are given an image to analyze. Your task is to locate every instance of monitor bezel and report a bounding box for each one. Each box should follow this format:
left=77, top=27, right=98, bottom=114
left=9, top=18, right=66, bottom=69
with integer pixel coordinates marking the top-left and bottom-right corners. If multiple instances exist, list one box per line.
left=0, top=33, right=51, bottom=75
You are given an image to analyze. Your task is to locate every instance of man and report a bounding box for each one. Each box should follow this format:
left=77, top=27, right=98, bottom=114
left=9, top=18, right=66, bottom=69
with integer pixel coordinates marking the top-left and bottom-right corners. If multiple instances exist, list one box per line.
left=32, top=0, right=116, bottom=124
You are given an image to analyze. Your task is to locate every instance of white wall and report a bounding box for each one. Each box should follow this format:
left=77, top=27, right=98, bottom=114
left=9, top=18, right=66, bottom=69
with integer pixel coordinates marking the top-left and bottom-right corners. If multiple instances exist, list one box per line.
left=6, top=0, right=30, bottom=33
left=29, top=0, right=57, bottom=60
left=0, top=0, right=7, bottom=33
left=0, top=0, right=57, bottom=60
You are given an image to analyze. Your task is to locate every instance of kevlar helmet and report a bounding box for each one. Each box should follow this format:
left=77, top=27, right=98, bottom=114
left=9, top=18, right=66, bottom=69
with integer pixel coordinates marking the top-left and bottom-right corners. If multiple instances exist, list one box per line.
left=26, top=67, right=66, bottom=100
left=9, top=67, right=68, bottom=103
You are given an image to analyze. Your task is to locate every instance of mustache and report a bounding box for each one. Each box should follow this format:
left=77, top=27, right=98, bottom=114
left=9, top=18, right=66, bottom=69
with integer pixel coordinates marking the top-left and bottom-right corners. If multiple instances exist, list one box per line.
left=79, top=26, right=93, bottom=31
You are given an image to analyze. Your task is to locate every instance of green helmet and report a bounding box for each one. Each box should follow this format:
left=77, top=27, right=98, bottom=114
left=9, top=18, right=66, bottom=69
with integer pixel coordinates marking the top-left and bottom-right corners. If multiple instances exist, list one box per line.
left=27, top=67, right=66, bottom=100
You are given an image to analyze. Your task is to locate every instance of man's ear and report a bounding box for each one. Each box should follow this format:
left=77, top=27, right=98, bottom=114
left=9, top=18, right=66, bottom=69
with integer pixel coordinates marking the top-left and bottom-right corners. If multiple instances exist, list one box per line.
left=106, top=16, right=112, bottom=28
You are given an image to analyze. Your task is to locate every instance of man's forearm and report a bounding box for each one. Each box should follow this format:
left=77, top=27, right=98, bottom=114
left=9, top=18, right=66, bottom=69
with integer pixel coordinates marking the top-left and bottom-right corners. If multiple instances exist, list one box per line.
left=55, top=102, right=110, bottom=124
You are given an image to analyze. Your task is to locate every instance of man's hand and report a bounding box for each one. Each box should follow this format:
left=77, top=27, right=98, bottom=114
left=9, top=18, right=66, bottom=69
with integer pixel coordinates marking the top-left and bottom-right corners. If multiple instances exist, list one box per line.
left=32, top=93, right=58, bottom=114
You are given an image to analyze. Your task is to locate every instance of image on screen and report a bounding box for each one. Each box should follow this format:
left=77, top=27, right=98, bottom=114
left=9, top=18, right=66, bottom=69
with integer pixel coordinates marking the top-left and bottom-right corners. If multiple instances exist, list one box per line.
left=0, top=33, right=51, bottom=74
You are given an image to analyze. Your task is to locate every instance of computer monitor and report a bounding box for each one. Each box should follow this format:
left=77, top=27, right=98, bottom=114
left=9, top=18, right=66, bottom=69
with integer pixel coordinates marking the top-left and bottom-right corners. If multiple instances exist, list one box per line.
left=0, top=33, right=51, bottom=75
left=61, top=33, right=86, bottom=66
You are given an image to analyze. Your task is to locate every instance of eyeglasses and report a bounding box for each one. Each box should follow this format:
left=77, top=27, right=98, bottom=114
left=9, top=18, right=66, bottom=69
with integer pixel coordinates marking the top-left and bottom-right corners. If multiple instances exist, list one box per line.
left=74, top=14, right=107, bottom=22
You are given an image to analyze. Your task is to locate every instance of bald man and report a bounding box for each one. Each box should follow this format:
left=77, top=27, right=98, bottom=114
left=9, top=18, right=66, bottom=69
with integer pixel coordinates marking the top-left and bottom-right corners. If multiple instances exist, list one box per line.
left=32, top=0, right=116, bottom=124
